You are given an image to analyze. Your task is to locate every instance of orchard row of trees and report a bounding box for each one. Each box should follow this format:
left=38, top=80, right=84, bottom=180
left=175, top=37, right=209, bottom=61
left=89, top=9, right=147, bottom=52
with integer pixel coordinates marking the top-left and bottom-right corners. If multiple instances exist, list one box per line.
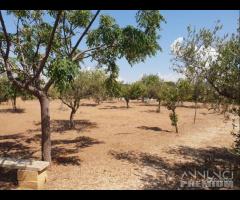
left=171, top=19, right=240, bottom=155
left=0, top=10, right=166, bottom=162
left=0, top=67, right=227, bottom=135
left=0, top=10, right=239, bottom=162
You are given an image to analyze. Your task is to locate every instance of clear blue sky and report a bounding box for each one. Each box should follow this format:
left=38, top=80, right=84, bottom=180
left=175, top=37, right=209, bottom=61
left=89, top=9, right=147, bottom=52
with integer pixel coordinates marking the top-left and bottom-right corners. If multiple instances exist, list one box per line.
left=2, top=10, right=239, bottom=83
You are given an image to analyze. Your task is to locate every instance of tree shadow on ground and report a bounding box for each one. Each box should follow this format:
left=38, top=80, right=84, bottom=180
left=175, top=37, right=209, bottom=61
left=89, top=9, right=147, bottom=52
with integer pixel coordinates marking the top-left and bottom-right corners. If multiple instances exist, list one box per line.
left=0, top=168, right=18, bottom=190
left=34, top=120, right=97, bottom=133
left=81, top=103, right=98, bottom=107
left=177, top=104, right=202, bottom=109
left=137, top=126, right=172, bottom=133
left=0, top=133, right=37, bottom=159
left=52, top=136, right=104, bottom=147
left=105, top=101, right=117, bottom=104
left=99, top=105, right=127, bottom=110
left=25, top=134, right=41, bottom=144
left=52, top=136, right=104, bottom=166
left=0, top=133, right=25, bottom=140
left=139, top=103, right=158, bottom=107
left=0, top=108, right=25, bottom=114
left=51, top=120, right=97, bottom=133
left=109, top=146, right=240, bottom=190
left=0, top=133, right=38, bottom=189
left=24, top=134, right=104, bottom=166
left=51, top=147, right=81, bottom=166
left=142, top=109, right=159, bottom=113
left=0, top=133, right=103, bottom=188
left=200, top=112, right=207, bottom=115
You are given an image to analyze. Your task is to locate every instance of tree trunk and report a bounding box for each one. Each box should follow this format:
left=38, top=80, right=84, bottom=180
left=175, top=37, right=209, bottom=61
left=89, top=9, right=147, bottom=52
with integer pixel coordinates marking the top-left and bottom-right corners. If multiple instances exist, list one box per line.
left=126, top=99, right=129, bottom=108
left=194, top=101, right=197, bottom=124
left=175, top=124, right=178, bottom=134
left=157, top=100, right=161, bottom=113
left=173, top=110, right=178, bottom=133
left=39, top=95, right=51, bottom=163
left=11, top=96, right=17, bottom=111
left=70, top=109, right=76, bottom=128
left=141, top=96, right=144, bottom=103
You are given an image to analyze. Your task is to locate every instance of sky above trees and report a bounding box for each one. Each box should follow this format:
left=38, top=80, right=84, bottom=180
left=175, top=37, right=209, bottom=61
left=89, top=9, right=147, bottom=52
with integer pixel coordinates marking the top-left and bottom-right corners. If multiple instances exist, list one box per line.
left=2, top=10, right=238, bottom=83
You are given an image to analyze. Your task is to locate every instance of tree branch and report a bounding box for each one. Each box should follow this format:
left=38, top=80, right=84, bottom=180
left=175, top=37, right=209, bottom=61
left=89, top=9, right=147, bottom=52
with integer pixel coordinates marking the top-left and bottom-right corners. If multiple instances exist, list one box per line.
left=0, top=11, right=10, bottom=59
left=207, top=77, right=238, bottom=101
left=60, top=97, right=73, bottom=109
left=72, top=44, right=115, bottom=62
left=44, top=78, right=54, bottom=92
left=29, top=10, right=62, bottom=84
left=69, top=10, right=101, bottom=58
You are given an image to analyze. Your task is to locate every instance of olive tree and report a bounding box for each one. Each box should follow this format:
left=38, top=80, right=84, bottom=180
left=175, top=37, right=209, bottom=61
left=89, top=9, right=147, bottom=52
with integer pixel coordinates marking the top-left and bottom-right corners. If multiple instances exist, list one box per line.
left=120, top=82, right=145, bottom=108
left=141, top=74, right=160, bottom=100
left=176, top=78, right=192, bottom=106
left=89, top=69, right=108, bottom=104
left=0, top=75, right=22, bottom=110
left=0, top=76, right=9, bottom=103
left=171, top=19, right=240, bottom=152
left=171, top=23, right=221, bottom=124
left=164, top=85, right=180, bottom=133
left=58, top=70, right=92, bottom=128
left=0, top=10, right=165, bottom=162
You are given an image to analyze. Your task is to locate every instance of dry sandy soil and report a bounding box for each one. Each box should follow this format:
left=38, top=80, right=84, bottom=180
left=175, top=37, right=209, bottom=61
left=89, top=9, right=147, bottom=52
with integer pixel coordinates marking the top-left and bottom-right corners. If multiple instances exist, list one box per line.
left=0, top=98, right=239, bottom=190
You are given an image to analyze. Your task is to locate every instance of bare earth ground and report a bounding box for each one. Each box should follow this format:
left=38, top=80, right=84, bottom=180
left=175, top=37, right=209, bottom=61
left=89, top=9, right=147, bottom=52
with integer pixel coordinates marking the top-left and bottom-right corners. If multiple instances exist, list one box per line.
left=0, top=98, right=239, bottom=190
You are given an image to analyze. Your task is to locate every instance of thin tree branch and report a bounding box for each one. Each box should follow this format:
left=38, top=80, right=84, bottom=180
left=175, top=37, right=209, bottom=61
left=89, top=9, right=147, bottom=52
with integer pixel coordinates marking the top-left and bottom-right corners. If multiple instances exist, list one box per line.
left=44, top=78, right=54, bottom=92
left=0, top=11, right=10, bottom=59
left=69, top=10, right=101, bottom=58
left=62, top=12, right=70, bottom=55
left=29, top=10, right=62, bottom=84
left=60, top=97, right=73, bottom=109
left=72, top=44, right=115, bottom=62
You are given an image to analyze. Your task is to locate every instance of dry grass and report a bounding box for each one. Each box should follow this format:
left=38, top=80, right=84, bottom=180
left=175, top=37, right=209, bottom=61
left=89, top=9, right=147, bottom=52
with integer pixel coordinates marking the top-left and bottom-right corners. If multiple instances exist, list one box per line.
left=0, top=98, right=239, bottom=189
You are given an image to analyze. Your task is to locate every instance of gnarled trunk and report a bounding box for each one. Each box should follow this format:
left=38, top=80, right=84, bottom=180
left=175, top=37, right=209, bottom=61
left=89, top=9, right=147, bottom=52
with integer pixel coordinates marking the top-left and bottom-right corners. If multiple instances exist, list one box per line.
left=39, top=94, right=51, bottom=162
left=70, top=109, right=76, bottom=128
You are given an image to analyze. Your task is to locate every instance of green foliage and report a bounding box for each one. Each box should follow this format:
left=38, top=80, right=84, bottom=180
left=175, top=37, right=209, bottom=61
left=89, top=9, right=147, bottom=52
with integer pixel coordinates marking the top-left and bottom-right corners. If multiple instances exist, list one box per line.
left=164, top=85, right=180, bottom=133
left=0, top=75, right=22, bottom=109
left=105, top=77, right=121, bottom=98
left=141, top=74, right=160, bottom=88
left=172, top=20, right=239, bottom=102
left=176, top=78, right=192, bottom=102
left=86, top=10, right=165, bottom=71
left=120, top=82, right=145, bottom=108
left=66, top=10, right=92, bottom=28
left=21, top=92, right=35, bottom=101
left=140, top=74, right=162, bottom=99
left=121, top=82, right=145, bottom=100
left=172, top=18, right=240, bottom=144
left=49, top=58, right=79, bottom=92
left=0, top=76, right=9, bottom=102
left=59, top=70, right=92, bottom=108
left=48, top=86, right=60, bottom=100
left=164, top=86, right=179, bottom=110
left=89, top=69, right=108, bottom=104
left=0, top=10, right=166, bottom=162
left=169, top=112, right=178, bottom=127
